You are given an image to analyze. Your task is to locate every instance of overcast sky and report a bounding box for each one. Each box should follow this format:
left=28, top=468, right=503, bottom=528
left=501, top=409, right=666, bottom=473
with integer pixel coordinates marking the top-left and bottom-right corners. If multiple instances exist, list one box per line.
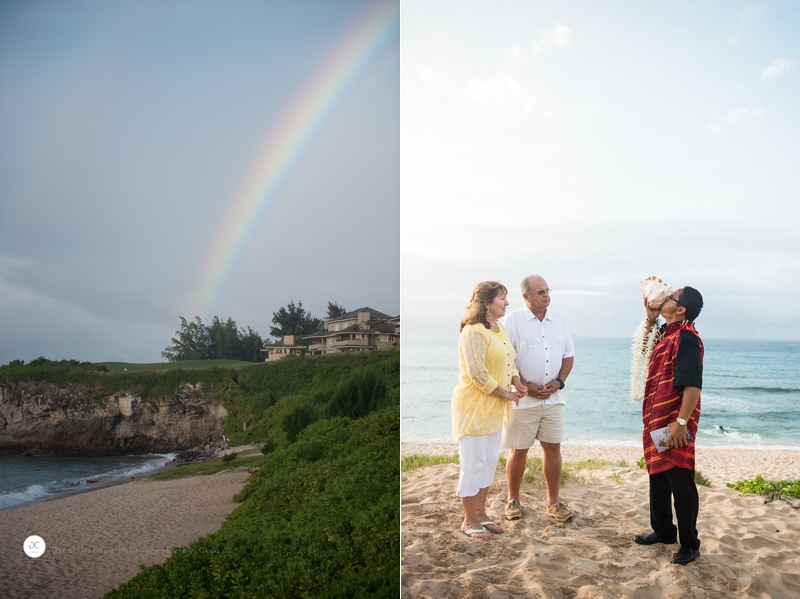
left=401, top=0, right=800, bottom=341
left=0, top=0, right=399, bottom=364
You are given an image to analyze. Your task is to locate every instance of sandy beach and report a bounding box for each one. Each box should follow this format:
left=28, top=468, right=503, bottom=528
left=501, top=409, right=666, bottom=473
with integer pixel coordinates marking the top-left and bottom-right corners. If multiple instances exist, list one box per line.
left=402, top=443, right=800, bottom=598
left=0, top=466, right=250, bottom=599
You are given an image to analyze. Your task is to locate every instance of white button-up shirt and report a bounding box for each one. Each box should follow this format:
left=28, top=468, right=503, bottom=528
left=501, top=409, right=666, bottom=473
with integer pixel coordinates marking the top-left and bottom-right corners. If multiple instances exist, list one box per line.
left=503, top=306, right=574, bottom=409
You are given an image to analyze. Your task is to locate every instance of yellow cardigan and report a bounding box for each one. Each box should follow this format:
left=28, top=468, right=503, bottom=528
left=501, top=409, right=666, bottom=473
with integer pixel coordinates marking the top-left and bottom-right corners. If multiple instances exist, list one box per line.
left=452, top=322, right=519, bottom=440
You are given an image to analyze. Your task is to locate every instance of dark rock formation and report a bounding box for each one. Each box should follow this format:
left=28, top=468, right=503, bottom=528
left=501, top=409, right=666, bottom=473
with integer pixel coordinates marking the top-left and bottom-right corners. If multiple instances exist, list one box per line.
left=0, top=381, right=228, bottom=456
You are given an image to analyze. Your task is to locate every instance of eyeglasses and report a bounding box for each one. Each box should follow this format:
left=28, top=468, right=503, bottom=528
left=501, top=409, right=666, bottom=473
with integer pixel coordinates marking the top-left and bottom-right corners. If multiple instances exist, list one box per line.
left=534, top=289, right=552, bottom=296
left=668, top=294, right=685, bottom=308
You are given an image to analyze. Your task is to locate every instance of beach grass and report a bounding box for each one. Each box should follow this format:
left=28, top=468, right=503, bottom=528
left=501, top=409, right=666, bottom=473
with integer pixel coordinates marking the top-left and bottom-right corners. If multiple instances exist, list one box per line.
left=146, top=454, right=265, bottom=481
left=401, top=454, right=459, bottom=479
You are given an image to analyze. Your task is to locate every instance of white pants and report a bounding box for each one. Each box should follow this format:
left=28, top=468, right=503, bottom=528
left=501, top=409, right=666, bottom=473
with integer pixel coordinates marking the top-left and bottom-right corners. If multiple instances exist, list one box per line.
left=456, top=429, right=502, bottom=498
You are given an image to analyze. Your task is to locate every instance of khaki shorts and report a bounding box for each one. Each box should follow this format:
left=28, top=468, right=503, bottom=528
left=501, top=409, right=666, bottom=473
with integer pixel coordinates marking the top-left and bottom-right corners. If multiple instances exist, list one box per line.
left=503, top=404, right=565, bottom=448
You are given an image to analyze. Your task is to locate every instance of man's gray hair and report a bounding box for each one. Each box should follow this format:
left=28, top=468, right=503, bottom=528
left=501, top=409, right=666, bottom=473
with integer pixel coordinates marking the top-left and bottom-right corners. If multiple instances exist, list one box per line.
left=521, top=274, right=544, bottom=295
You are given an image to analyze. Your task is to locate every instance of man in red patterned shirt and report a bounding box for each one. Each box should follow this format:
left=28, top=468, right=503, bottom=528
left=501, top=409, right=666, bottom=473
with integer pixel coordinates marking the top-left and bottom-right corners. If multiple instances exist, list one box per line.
left=634, top=286, right=704, bottom=566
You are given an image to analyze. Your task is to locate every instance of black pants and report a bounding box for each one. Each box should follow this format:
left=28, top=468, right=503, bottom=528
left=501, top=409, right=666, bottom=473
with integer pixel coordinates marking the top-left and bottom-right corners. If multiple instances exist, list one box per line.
left=648, top=467, right=700, bottom=550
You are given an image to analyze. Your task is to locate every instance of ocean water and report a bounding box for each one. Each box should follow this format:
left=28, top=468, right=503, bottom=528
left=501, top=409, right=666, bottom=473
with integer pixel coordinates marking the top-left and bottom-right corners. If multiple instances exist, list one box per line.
left=0, top=453, right=176, bottom=511
left=401, top=335, right=800, bottom=450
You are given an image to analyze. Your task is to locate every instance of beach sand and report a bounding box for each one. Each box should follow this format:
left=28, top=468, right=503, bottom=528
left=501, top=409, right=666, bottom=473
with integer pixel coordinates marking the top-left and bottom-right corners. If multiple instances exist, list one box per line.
left=402, top=443, right=800, bottom=598
left=0, top=465, right=251, bottom=599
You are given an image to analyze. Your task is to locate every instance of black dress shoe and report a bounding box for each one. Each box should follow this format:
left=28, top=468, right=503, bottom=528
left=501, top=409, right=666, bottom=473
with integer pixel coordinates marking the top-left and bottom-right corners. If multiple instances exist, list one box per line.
left=634, top=532, right=677, bottom=545
left=672, top=546, right=700, bottom=565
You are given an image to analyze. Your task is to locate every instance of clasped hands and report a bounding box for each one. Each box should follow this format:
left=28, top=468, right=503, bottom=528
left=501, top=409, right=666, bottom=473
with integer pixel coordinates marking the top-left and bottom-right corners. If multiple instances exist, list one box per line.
left=501, top=377, right=528, bottom=406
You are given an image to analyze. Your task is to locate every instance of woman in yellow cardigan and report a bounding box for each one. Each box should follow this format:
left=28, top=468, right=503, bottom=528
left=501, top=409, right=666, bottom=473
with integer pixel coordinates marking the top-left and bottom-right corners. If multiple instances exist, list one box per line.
left=453, top=281, right=528, bottom=539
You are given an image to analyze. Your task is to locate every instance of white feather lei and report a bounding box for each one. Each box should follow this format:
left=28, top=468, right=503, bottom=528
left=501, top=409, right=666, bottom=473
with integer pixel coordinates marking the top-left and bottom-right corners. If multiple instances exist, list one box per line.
left=630, top=318, right=660, bottom=402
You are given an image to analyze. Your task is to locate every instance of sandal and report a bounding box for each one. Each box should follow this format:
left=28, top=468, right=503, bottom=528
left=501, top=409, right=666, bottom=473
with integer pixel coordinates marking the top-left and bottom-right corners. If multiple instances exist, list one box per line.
left=480, top=521, right=504, bottom=534
left=462, top=526, right=492, bottom=539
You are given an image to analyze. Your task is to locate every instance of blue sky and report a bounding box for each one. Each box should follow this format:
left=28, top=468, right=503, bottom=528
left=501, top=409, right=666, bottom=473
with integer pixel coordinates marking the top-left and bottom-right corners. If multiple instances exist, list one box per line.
left=401, top=0, right=800, bottom=340
left=0, top=0, right=399, bottom=363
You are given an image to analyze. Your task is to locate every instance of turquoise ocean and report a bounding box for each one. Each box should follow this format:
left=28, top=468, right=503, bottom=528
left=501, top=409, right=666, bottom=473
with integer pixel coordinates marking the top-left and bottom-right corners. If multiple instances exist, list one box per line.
left=401, top=335, right=800, bottom=449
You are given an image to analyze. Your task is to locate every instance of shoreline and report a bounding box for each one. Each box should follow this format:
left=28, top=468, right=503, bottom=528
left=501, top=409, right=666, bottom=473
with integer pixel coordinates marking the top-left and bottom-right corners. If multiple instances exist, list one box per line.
left=0, top=443, right=258, bottom=514
left=0, top=447, right=255, bottom=598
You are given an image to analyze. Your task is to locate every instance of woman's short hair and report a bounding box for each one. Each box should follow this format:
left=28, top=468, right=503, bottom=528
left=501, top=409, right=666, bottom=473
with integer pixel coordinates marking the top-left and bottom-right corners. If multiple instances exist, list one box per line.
left=680, top=286, right=704, bottom=323
left=460, top=281, right=507, bottom=331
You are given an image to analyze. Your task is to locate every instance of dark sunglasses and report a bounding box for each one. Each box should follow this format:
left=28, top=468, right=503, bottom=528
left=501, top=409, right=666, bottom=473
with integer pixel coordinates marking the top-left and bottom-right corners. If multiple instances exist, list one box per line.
left=668, top=294, right=685, bottom=308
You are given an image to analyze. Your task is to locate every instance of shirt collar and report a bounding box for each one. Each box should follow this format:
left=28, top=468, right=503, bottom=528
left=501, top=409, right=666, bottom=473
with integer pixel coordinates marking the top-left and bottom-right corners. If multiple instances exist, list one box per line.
left=524, top=306, right=551, bottom=322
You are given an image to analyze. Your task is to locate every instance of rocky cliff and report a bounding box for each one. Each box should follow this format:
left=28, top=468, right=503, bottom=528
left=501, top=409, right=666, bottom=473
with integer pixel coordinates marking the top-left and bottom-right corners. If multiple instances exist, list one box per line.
left=0, top=380, right=228, bottom=456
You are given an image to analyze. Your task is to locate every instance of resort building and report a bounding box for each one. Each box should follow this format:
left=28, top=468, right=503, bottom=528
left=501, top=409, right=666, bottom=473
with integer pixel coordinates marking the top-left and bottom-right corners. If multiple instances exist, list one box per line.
left=305, top=307, right=399, bottom=356
left=260, top=308, right=400, bottom=362
left=261, top=335, right=304, bottom=362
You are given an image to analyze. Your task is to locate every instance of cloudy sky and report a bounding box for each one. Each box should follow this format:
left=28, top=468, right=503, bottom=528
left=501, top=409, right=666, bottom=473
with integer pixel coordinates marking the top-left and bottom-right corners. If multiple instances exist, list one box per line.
left=401, top=0, right=800, bottom=341
left=0, top=0, right=399, bottom=364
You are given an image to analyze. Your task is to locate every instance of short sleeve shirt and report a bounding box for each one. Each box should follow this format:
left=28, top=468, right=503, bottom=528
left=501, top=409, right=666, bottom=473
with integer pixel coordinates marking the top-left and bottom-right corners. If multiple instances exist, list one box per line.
left=503, top=306, right=574, bottom=408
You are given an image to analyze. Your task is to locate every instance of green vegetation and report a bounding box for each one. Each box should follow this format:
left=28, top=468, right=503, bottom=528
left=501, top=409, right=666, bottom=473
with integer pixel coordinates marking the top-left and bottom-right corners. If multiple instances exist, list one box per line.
left=2, top=348, right=399, bottom=597
left=695, top=470, right=712, bottom=488
left=162, top=315, right=266, bottom=362
left=107, top=406, right=399, bottom=598
left=96, top=360, right=255, bottom=372
left=727, top=476, right=800, bottom=498
left=147, top=454, right=265, bottom=481
left=401, top=454, right=459, bottom=479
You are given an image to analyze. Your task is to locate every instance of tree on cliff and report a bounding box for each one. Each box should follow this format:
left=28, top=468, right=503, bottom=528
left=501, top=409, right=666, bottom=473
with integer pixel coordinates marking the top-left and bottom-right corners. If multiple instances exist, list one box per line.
left=162, top=316, right=265, bottom=362
left=269, top=301, right=322, bottom=341
left=325, top=301, right=347, bottom=319
left=162, top=316, right=211, bottom=361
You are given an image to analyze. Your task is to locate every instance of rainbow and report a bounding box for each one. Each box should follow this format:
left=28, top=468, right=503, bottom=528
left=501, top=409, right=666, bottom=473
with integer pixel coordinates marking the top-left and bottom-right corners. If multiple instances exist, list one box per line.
left=190, top=3, right=398, bottom=318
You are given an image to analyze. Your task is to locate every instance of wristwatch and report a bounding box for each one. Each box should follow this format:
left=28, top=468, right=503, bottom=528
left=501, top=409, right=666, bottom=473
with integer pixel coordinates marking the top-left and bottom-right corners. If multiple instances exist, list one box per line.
left=556, top=378, right=565, bottom=390
left=676, top=417, right=687, bottom=426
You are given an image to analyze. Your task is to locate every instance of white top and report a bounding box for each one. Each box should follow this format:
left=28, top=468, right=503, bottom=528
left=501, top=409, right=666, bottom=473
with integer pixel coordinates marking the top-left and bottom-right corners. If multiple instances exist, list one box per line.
left=502, top=306, right=575, bottom=409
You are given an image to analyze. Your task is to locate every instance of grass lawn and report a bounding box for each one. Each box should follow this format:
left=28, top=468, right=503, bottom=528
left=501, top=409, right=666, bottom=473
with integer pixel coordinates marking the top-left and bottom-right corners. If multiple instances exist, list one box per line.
left=94, top=360, right=258, bottom=372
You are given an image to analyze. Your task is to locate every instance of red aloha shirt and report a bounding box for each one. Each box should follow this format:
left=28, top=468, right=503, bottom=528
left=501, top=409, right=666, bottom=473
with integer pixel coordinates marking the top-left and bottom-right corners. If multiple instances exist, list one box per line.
left=642, top=322, right=704, bottom=475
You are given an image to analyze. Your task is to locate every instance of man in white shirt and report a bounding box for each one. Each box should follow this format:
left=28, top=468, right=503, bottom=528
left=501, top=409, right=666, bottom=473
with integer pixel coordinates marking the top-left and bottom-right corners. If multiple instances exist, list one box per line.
left=502, top=274, right=575, bottom=522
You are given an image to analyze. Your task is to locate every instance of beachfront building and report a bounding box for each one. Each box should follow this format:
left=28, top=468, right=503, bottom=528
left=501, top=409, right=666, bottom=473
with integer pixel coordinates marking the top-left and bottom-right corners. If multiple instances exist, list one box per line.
left=304, top=307, right=400, bottom=356
left=261, top=335, right=304, bottom=362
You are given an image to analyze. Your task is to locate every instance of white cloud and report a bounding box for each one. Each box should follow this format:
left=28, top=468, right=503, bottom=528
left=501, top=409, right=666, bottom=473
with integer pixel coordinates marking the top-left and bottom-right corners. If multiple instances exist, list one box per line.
left=762, top=57, right=793, bottom=79
left=415, top=65, right=447, bottom=97
left=532, top=23, right=571, bottom=54
left=708, top=107, right=762, bottom=132
left=465, top=73, right=535, bottom=112
left=504, top=44, right=526, bottom=67
left=727, top=107, right=749, bottom=123
left=728, top=107, right=762, bottom=123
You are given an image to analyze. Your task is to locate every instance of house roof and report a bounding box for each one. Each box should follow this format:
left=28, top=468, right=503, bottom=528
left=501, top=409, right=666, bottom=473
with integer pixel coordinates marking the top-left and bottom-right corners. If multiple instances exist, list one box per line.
left=326, top=307, right=395, bottom=322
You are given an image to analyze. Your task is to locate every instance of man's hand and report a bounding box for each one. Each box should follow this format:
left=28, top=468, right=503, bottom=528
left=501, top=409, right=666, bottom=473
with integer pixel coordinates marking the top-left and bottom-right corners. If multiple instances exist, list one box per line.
left=666, top=421, right=688, bottom=449
left=542, top=380, right=562, bottom=395
left=644, top=295, right=660, bottom=324
left=527, top=382, right=554, bottom=399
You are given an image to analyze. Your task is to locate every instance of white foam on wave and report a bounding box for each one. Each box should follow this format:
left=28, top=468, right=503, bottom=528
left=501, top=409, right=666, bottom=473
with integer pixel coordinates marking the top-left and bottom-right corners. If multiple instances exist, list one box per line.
left=0, top=484, right=51, bottom=510
left=0, top=453, right=177, bottom=511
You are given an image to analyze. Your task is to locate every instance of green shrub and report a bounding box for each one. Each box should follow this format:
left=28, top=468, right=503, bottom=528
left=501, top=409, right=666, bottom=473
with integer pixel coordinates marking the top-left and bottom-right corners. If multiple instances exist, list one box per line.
left=222, top=452, right=237, bottom=463
left=106, top=406, right=400, bottom=599
left=328, top=367, right=386, bottom=419
left=282, top=403, right=318, bottom=443
left=727, top=476, right=800, bottom=497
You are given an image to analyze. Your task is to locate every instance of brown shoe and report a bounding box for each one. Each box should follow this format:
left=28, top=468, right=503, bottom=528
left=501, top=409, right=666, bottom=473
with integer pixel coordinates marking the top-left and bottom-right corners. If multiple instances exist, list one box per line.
left=546, top=501, right=574, bottom=522
left=504, top=499, right=522, bottom=520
